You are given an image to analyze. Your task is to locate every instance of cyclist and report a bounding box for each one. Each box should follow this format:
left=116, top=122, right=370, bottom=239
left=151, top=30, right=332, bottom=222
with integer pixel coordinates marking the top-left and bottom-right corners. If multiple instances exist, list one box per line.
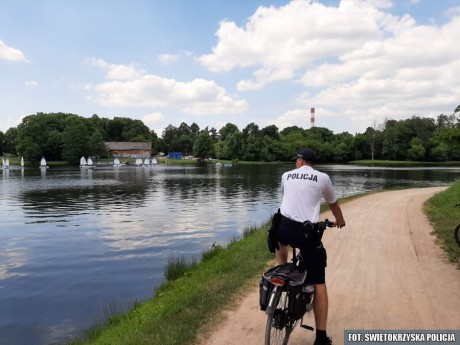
left=275, top=148, right=345, bottom=345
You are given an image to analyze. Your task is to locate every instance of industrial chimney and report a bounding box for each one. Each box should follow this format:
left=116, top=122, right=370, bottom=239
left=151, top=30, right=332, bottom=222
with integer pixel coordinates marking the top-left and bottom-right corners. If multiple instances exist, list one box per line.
left=310, top=108, right=315, bottom=128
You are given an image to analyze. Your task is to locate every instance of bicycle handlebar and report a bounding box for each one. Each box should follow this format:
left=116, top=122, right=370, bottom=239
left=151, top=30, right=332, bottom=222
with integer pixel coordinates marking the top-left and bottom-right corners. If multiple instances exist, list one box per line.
left=316, top=219, right=336, bottom=230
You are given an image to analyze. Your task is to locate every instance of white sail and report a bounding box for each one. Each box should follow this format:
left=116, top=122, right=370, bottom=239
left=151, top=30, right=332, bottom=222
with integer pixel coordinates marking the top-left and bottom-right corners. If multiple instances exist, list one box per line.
left=5, top=159, right=9, bottom=167
left=143, top=158, right=150, bottom=165
left=135, top=157, right=143, bottom=166
left=151, top=157, right=158, bottom=165
left=113, top=157, right=121, bottom=166
left=21, top=157, right=24, bottom=167
left=40, top=156, right=47, bottom=168
left=80, top=156, right=87, bottom=166
left=87, top=156, right=95, bottom=168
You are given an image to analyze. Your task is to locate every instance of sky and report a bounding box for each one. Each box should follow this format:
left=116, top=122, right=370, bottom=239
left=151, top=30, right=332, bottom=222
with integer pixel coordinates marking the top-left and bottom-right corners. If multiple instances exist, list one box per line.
left=0, top=0, right=459, bottom=137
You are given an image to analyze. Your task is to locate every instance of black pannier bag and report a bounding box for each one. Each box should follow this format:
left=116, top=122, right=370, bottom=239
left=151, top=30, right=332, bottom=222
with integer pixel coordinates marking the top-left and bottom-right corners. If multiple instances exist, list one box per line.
left=259, top=276, right=272, bottom=311
left=287, top=282, right=314, bottom=319
left=259, top=263, right=312, bottom=318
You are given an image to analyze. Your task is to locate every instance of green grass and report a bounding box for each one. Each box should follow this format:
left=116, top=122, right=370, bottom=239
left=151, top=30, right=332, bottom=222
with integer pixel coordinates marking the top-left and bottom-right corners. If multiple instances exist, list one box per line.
left=424, top=179, right=460, bottom=266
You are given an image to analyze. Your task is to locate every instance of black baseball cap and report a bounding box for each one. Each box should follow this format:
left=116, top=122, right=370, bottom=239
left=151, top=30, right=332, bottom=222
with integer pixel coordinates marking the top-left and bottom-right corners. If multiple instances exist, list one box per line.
left=294, top=148, right=316, bottom=163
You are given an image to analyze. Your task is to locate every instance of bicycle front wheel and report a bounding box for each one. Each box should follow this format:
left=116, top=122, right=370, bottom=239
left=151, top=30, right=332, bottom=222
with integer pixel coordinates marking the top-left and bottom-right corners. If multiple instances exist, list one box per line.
left=264, top=290, right=297, bottom=345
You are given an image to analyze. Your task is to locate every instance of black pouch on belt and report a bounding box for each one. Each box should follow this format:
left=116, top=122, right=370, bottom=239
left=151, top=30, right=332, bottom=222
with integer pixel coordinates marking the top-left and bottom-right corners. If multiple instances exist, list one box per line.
left=267, top=209, right=281, bottom=253
left=302, top=221, right=321, bottom=247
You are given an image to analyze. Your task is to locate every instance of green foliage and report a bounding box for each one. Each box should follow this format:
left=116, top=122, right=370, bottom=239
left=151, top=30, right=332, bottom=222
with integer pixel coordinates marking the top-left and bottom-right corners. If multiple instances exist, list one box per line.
left=407, top=137, right=426, bottom=161
left=5, top=107, right=460, bottom=164
left=12, top=112, right=159, bottom=163
left=193, top=130, right=214, bottom=161
left=425, top=179, right=460, bottom=266
left=62, top=117, right=92, bottom=163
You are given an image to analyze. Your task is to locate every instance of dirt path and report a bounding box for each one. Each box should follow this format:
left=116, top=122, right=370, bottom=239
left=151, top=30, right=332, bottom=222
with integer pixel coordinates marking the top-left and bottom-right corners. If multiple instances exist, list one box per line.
left=201, top=187, right=460, bottom=345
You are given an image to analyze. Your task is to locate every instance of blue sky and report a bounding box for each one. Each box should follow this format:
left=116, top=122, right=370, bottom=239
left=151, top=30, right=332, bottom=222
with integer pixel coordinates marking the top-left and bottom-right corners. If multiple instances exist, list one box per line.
left=1, top=0, right=459, bottom=136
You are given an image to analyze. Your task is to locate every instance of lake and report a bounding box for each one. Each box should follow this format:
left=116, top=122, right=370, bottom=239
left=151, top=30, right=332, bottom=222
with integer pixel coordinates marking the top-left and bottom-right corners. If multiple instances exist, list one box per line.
left=0, top=163, right=458, bottom=345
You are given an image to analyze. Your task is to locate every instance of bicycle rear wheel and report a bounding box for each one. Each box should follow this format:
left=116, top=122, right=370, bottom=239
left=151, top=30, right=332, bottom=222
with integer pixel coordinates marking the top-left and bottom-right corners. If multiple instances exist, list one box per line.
left=265, top=290, right=298, bottom=345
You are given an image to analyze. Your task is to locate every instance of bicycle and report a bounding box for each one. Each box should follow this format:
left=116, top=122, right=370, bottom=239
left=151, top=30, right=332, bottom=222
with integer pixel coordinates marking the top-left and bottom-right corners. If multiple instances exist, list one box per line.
left=454, top=203, right=460, bottom=246
left=260, top=220, right=334, bottom=345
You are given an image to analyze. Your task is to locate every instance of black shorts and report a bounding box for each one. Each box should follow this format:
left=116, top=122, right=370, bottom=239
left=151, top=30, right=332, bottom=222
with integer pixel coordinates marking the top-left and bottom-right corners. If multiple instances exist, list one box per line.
left=276, top=221, right=327, bottom=284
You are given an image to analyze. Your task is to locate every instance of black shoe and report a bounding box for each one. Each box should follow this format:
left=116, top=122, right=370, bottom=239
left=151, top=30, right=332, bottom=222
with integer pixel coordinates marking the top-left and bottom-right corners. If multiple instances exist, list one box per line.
left=314, top=336, right=333, bottom=345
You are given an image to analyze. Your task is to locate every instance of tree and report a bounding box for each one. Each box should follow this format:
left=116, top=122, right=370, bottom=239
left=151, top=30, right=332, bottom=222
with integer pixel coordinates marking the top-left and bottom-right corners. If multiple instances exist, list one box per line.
left=61, top=117, right=91, bottom=163
left=261, top=125, right=279, bottom=140
left=16, top=112, right=74, bottom=161
left=89, top=131, right=107, bottom=158
left=3, top=127, right=18, bottom=155
left=219, top=123, right=239, bottom=141
left=0, top=131, right=5, bottom=154
left=407, top=137, right=426, bottom=161
left=193, top=130, right=214, bottom=161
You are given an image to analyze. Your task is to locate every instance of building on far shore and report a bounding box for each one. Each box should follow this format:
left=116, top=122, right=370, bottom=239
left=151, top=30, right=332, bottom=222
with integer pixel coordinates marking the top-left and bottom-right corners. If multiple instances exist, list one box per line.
left=105, top=142, right=152, bottom=158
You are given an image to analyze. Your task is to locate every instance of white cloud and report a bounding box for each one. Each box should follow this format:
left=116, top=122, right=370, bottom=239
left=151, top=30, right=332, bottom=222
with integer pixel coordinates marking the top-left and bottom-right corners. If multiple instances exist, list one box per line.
left=445, top=6, right=460, bottom=18
left=0, top=39, right=28, bottom=62
left=142, top=112, right=164, bottom=126
left=158, top=53, right=179, bottom=64
left=85, top=58, right=145, bottom=80
left=25, top=80, right=39, bottom=87
left=198, top=0, right=398, bottom=89
left=296, top=13, right=460, bottom=131
left=85, top=61, right=249, bottom=115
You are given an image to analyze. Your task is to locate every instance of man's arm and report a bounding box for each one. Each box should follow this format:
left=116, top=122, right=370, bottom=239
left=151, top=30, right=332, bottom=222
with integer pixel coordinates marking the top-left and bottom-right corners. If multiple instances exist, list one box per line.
left=328, top=201, right=345, bottom=228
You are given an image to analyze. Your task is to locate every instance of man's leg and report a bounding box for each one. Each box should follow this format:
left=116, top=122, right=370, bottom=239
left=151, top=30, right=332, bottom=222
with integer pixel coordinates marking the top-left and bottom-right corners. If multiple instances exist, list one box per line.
left=314, top=283, right=328, bottom=330
left=275, top=243, right=288, bottom=264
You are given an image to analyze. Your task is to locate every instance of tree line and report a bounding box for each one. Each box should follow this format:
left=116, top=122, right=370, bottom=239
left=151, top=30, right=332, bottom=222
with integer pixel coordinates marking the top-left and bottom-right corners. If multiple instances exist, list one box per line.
left=0, top=106, right=459, bottom=164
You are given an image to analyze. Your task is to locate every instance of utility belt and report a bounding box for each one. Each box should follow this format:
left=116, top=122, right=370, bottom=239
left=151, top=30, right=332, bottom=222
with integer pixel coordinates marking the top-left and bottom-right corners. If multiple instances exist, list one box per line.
left=280, top=214, right=321, bottom=234
left=279, top=214, right=307, bottom=229
left=267, top=211, right=322, bottom=253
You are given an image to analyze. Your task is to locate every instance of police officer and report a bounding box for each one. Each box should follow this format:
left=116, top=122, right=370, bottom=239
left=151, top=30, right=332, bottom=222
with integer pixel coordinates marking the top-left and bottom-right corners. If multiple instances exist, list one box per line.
left=276, top=148, right=345, bottom=345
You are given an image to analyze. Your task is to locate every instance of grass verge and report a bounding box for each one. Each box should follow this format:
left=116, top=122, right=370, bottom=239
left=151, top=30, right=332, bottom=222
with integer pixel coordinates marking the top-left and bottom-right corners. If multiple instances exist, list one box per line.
left=424, top=178, right=460, bottom=266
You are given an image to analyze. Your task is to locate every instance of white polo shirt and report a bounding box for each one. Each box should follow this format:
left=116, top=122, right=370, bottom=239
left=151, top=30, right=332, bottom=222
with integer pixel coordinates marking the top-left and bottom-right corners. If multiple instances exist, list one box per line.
left=280, top=165, right=337, bottom=223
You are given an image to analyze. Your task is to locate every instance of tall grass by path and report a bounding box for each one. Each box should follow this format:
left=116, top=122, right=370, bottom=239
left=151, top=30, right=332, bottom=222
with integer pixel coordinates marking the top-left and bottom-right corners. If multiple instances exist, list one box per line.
left=424, top=178, right=460, bottom=266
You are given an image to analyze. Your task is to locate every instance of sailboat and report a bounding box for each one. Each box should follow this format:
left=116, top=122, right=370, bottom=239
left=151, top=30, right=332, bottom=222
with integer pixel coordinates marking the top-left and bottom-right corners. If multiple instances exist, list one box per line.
left=80, top=156, right=88, bottom=168
left=135, top=156, right=143, bottom=166
left=40, top=156, right=48, bottom=169
left=143, top=157, right=150, bottom=166
left=151, top=156, right=158, bottom=165
left=113, top=155, right=121, bottom=167
left=87, top=156, right=95, bottom=169
left=2, top=158, right=9, bottom=169
left=21, top=157, right=24, bottom=168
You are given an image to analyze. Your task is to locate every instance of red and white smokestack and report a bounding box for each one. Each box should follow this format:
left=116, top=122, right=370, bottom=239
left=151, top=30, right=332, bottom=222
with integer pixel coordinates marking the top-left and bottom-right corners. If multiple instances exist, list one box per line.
left=310, top=108, right=315, bottom=128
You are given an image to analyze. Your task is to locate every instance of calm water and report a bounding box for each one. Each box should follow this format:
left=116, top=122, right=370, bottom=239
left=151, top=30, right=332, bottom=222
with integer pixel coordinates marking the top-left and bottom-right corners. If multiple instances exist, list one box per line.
left=0, top=163, right=458, bottom=345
